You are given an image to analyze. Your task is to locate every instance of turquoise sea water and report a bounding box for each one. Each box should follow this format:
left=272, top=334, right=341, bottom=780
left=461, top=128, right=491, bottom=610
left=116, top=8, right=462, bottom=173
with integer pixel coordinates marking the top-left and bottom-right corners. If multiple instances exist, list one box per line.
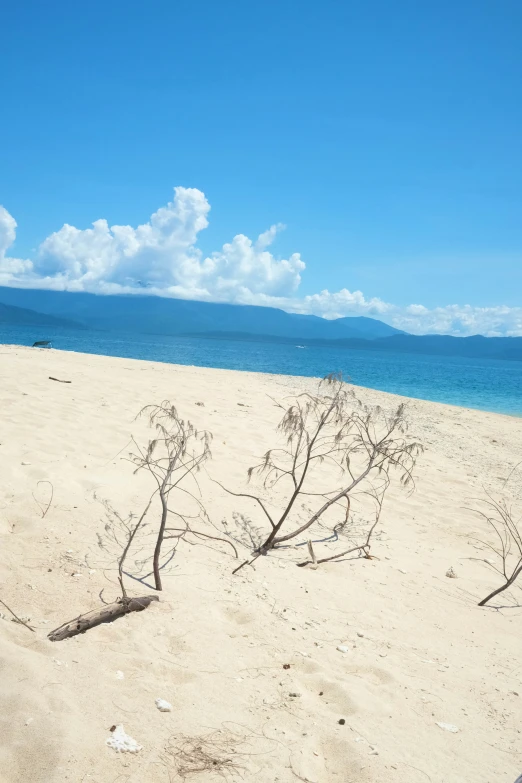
left=1, top=323, right=521, bottom=416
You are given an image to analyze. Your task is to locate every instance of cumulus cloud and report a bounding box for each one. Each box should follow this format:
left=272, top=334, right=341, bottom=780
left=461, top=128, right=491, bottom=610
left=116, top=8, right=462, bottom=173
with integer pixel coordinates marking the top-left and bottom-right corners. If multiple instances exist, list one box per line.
left=36, top=188, right=211, bottom=293
left=0, top=188, right=521, bottom=337
left=33, top=188, right=304, bottom=301
left=0, top=207, right=33, bottom=279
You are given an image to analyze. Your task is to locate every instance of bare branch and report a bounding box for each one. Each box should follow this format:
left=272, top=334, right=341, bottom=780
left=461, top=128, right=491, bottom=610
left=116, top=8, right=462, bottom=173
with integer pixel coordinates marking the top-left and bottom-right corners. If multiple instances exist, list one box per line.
left=117, top=499, right=152, bottom=598
left=0, top=599, right=35, bottom=632
left=130, top=401, right=212, bottom=590
left=470, top=494, right=522, bottom=606
left=164, top=527, right=238, bottom=558
left=212, top=480, right=276, bottom=529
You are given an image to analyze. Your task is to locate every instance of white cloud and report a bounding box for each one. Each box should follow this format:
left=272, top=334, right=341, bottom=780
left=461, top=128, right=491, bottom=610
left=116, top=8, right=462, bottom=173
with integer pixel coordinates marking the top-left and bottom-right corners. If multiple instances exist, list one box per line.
left=36, top=187, right=210, bottom=290
left=294, top=288, right=392, bottom=319
left=0, top=207, right=33, bottom=279
left=33, top=189, right=304, bottom=301
left=0, top=188, right=521, bottom=337
left=392, top=303, right=522, bottom=338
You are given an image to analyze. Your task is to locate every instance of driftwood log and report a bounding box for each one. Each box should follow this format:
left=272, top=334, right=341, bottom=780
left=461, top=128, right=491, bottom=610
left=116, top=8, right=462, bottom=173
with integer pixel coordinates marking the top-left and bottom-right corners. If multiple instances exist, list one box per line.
left=48, top=595, right=159, bottom=642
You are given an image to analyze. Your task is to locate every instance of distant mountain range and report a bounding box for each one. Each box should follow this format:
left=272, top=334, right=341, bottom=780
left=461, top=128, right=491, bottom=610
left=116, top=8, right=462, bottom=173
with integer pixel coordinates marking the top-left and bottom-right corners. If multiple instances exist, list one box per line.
left=0, top=301, right=78, bottom=328
left=0, top=287, right=402, bottom=340
left=194, top=331, right=522, bottom=361
left=0, top=287, right=521, bottom=361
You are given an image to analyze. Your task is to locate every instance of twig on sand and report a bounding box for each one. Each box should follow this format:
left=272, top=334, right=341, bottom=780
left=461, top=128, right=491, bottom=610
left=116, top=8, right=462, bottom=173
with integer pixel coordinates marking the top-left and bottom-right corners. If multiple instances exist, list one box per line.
left=32, top=480, right=54, bottom=519
left=164, top=525, right=238, bottom=558
left=232, top=553, right=262, bottom=575
left=289, top=762, right=319, bottom=783
left=0, top=599, right=35, bottom=632
left=48, top=595, right=159, bottom=641
left=296, top=514, right=381, bottom=567
left=49, top=376, right=71, bottom=384
left=307, top=539, right=318, bottom=569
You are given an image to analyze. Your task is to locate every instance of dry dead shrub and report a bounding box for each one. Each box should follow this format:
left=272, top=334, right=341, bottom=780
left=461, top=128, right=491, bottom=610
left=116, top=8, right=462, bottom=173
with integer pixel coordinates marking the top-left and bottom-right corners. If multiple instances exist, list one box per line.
left=130, top=401, right=212, bottom=590
left=219, top=373, right=422, bottom=572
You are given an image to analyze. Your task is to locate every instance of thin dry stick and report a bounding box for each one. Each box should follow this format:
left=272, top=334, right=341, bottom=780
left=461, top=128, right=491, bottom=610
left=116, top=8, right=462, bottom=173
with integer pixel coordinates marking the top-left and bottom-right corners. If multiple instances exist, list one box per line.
left=297, top=491, right=385, bottom=567
left=298, top=525, right=377, bottom=566
left=117, top=499, right=153, bottom=598
left=502, top=459, right=522, bottom=489
left=32, top=480, right=54, bottom=519
left=0, top=599, right=35, bottom=632
left=307, top=540, right=318, bottom=570
left=164, top=526, right=238, bottom=558
left=232, top=553, right=262, bottom=575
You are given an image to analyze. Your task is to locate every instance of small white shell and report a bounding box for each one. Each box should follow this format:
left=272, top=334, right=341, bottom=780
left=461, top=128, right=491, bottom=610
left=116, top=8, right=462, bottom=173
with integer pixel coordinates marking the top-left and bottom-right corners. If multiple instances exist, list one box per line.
left=337, top=645, right=349, bottom=653
left=436, top=722, right=459, bottom=733
left=155, top=698, right=172, bottom=712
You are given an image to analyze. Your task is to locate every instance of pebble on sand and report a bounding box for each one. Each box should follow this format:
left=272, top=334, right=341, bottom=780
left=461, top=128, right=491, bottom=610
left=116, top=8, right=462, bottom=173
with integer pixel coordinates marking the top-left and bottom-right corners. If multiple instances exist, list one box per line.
left=436, top=722, right=459, bottom=733
left=106, top=724, right=142, bottom=753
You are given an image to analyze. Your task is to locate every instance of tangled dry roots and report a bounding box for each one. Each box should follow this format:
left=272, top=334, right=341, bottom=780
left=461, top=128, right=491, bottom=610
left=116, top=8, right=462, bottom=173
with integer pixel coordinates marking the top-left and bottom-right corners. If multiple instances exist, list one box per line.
left=166, top=729, right=246, bottom=779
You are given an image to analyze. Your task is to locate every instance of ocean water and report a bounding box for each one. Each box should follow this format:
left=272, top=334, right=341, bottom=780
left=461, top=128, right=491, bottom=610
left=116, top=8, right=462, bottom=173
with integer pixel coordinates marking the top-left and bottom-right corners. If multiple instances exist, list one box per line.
left=1, top=323, right=521, bottom=416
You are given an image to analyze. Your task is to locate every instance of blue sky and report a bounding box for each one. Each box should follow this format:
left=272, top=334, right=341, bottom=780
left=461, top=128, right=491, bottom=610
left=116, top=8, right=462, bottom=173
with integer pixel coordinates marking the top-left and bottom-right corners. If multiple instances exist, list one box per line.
left=1, top=0, right=521, bottom=335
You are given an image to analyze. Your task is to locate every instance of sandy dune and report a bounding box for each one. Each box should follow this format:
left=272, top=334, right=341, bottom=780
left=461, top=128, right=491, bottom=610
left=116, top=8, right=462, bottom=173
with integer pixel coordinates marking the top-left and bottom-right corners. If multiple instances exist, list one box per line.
left=1, top=344, right=521, bottom=783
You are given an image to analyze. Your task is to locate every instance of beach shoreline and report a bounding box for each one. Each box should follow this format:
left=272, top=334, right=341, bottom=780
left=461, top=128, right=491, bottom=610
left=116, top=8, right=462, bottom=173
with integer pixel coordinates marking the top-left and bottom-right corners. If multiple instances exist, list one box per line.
left=2, top=339, right=521, bottom=419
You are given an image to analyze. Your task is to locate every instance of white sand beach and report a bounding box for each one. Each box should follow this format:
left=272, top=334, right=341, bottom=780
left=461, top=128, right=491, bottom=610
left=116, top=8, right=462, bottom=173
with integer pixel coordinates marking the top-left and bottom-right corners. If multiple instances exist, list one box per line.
left=1, top=344, right=521, bottom=783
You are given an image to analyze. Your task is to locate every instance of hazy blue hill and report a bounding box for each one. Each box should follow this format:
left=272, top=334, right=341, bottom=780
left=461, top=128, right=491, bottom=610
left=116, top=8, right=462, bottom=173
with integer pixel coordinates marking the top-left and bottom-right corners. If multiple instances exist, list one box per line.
left=180, top=330, right=522, bottom=361
left=374, top=333, right=522, bottom=361
left=334, top=316, right=407, bottom=339
left=0, top=301, right=80, bottom=328
left=0, top=287, right=402, bottom=339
